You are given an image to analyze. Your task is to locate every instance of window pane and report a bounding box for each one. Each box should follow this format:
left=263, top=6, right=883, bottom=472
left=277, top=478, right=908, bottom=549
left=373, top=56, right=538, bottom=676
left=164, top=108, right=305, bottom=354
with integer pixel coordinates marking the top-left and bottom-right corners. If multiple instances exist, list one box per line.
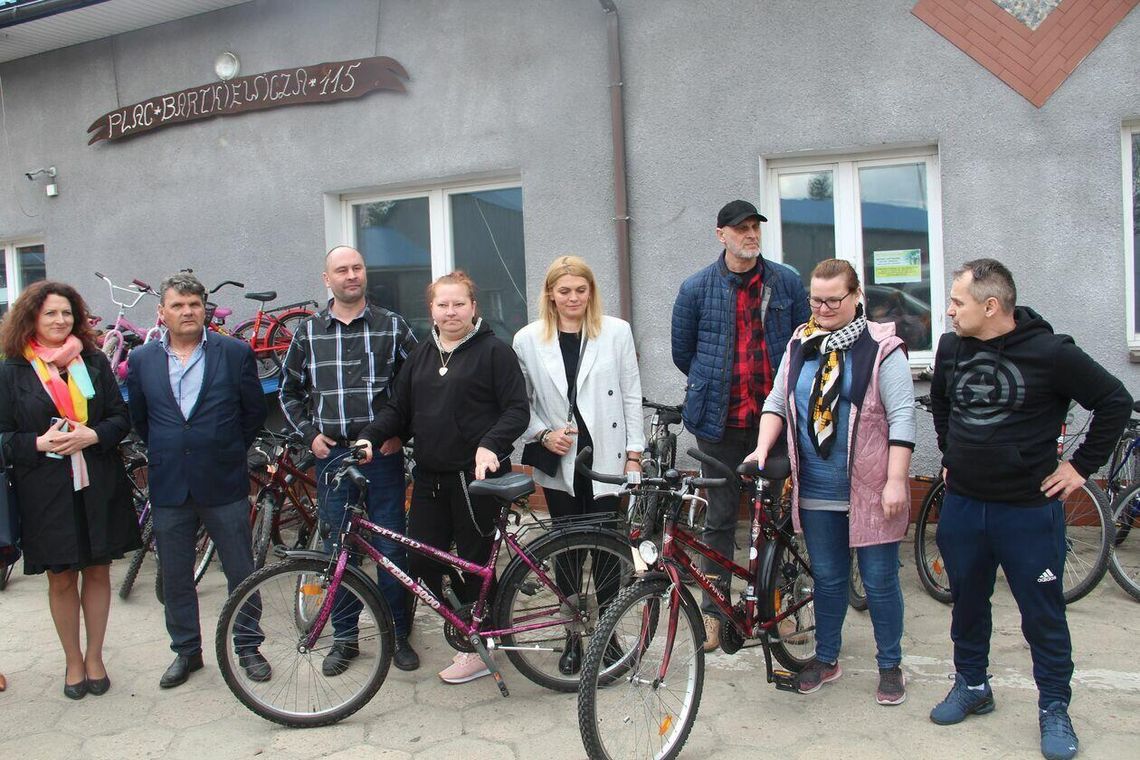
left=17, top=244, right=45, bottom=288
left=0, top=252, right=8, bottom=315
left=1133, top=133, right=1139, bottom=330
left=858, top=163, right=933, bottom=351
left=354, top=198, right=432, bottom=338
left=778, top=170, right=836, bottom=287
left=451, top=188, right=527, bottom=342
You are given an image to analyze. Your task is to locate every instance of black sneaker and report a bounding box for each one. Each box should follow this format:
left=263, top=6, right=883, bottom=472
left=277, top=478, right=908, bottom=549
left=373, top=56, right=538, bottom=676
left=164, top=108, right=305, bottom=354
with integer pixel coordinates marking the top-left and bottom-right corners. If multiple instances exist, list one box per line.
left=393, top=636, right=420, bottom=672
left=876, top=666, right=906, bottom=705
left=322, top=642, right=360, bottom=677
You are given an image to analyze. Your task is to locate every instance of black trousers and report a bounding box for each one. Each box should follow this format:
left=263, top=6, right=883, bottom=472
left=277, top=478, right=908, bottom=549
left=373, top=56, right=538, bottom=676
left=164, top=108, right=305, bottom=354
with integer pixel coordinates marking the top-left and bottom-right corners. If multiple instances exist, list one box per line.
left=543, top=469, right=622, bottom=611
left=406, top=471, right=501, bottom=607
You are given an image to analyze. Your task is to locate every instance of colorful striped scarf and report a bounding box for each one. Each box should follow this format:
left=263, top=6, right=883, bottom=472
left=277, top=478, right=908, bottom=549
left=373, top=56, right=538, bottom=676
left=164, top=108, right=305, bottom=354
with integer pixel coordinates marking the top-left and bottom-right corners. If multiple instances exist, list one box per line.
left=24, top=336, right=95, bottom=490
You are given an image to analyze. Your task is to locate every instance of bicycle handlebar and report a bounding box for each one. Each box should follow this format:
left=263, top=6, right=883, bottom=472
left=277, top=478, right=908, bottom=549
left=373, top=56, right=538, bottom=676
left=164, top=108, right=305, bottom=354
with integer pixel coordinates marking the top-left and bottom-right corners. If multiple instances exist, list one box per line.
left=573, top=446, right=728, bottom=490
left=132, top=278, right=154, bottom=292
left=642, top=398, right=682, bottom=413
left=209, top=280, right=245, bottom=294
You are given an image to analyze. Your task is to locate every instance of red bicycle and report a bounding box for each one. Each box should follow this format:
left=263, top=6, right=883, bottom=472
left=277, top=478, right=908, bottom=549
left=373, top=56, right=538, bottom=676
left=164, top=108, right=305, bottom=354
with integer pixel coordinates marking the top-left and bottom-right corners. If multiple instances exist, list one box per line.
left=230, top=291, right=318, bottom=381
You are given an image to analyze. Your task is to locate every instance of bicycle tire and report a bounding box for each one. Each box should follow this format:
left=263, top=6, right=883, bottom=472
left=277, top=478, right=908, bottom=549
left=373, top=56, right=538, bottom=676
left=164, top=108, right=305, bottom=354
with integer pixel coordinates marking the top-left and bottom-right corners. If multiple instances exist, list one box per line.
left=251, top=494, right=276, bottom=570
left=1059, top=480, right=1111, bottom=604
left=848, top=548, right=868, bottom=612
left=914, top=480, right=951, bottom=604
left=264, top=310, right=309, bottom=376
left=119, top=516, right=153, bottom=600
left=761, top=534, right=817, bottom=672
left=1108, top=482, right=1140, bottom=601
left=215, top=558, right=394, bottom=728
left=494, top=528, right=636, bottom=692
left=231, top=319, right=280, bottom=381
left=577, top=577, right=704, bottom=760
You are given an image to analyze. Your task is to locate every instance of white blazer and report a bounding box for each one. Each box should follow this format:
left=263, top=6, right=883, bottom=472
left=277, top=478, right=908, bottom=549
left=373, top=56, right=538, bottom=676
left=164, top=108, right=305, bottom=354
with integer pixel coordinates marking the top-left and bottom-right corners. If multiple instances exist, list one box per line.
left=512, top=315, right=645, bottom=496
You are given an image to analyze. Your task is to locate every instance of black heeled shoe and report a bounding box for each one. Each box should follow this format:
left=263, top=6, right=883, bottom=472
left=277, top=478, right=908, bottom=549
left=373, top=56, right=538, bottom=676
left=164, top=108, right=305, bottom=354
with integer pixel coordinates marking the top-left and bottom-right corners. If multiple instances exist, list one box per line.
left=86, top=674, right=111, bottom=696
left=63, top=674, right=88, bottom=700
left=558, top=635, right=583, bottom=676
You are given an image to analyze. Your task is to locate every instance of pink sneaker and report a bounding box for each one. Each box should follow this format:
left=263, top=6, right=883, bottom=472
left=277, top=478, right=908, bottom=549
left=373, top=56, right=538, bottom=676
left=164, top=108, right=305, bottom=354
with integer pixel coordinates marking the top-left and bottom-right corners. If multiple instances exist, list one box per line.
left=438, top=652, right=492, bottom=684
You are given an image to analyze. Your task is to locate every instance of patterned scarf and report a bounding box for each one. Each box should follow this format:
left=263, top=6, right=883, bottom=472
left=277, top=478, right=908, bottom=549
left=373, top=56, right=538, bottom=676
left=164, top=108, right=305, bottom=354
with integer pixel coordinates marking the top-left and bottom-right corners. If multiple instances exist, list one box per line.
left=799, top=304, right=867, bottom=459
left=24, top=336, right=95, bottom=490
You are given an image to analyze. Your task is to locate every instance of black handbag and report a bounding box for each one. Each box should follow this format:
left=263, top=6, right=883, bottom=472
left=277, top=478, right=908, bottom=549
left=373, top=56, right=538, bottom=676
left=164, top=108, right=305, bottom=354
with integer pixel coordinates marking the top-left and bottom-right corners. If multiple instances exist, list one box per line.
left=521, top=331, right=588, bottom=478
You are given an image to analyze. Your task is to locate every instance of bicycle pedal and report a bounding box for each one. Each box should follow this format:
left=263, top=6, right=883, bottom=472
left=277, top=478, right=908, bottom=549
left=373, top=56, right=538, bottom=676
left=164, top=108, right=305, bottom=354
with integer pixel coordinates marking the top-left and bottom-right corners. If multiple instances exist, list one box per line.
left=771, top=669, right=798, bottom=692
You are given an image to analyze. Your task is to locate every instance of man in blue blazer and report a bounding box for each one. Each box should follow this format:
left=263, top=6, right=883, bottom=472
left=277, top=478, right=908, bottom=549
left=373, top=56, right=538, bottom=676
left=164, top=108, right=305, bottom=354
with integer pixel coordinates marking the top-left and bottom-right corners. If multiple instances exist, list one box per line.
left=127, top=272, right=268, bottom=688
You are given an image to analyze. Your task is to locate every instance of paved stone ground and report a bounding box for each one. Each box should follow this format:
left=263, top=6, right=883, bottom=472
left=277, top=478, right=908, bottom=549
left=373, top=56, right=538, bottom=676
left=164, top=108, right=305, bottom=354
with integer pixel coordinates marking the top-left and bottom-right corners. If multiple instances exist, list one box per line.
left=2, top=534, right=1138, bottom=760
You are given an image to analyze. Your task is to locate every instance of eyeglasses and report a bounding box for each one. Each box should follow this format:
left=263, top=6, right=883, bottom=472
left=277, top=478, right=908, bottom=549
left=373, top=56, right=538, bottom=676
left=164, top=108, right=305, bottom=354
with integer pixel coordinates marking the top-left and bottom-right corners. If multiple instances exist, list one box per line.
left=808, top=291, right=854, bottom=311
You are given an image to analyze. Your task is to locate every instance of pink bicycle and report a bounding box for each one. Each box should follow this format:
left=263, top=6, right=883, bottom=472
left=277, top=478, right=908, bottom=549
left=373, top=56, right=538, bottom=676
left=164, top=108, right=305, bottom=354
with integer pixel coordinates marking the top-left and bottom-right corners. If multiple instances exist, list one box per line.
left=94, top=272, right=162, bottom=381
left=215, top=448, right=637, bottom=727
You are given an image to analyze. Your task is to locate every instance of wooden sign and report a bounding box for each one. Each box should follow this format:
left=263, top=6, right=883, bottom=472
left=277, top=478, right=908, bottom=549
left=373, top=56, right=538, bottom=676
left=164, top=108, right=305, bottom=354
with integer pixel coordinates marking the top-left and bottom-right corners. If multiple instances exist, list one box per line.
left=87, top=56, right=408, bottom=145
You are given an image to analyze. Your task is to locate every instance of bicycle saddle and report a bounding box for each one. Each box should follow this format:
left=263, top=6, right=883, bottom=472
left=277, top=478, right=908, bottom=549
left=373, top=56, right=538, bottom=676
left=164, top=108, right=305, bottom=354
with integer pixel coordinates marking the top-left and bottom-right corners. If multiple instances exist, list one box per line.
left=737, top=456, right=791, bottom=481
left=244, top=291, right=277, bottom=302
left=466, top=471, right=535, bottom=501
left=658, top=408, right=682, bottom=425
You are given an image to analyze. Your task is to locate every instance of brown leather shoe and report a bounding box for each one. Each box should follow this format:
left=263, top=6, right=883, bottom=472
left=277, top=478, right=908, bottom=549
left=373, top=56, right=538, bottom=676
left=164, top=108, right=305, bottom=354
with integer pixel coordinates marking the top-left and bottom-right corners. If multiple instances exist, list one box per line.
left=702, top=614, right=721, bottom=653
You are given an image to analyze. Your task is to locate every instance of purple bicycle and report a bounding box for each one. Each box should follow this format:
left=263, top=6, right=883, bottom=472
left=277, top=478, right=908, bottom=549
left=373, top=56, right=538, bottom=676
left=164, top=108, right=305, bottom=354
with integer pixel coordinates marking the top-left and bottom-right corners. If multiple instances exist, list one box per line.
left=215, top=448, right=636, bottom=727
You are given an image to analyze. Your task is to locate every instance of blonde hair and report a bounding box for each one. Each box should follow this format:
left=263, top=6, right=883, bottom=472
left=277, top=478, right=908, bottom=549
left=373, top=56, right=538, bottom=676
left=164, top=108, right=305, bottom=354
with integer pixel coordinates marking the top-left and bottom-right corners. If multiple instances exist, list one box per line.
left=538, top=255, right=603, bottom=341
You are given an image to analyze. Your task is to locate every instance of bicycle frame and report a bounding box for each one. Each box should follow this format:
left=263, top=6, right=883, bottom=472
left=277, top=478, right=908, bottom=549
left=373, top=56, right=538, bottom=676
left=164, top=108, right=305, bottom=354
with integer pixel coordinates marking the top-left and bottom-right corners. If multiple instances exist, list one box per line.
left=302, top=506, right=590, bottom=656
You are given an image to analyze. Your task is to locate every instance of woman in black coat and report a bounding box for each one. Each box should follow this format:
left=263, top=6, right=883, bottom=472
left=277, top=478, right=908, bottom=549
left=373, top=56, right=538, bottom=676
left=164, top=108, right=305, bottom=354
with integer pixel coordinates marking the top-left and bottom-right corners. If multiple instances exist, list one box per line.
left=0, top=281, right=140, bottom=699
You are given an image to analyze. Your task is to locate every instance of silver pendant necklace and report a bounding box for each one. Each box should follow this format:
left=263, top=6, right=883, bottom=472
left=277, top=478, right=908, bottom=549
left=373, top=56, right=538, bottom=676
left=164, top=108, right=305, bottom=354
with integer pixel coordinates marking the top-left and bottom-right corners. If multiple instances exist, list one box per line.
left=436, top=344, right=454, bottom=376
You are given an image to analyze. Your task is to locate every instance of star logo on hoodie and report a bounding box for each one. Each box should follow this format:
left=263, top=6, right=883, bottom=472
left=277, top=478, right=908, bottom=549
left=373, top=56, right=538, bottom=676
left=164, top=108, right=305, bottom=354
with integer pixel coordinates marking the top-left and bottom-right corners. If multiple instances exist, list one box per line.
left=951, top=351, right=1025, bottom=427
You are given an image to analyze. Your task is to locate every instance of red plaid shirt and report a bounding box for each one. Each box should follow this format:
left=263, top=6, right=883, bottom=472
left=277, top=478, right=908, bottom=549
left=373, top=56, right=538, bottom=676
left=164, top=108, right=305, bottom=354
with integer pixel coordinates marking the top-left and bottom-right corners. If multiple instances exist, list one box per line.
left=725, top=266, right=773, bottom=429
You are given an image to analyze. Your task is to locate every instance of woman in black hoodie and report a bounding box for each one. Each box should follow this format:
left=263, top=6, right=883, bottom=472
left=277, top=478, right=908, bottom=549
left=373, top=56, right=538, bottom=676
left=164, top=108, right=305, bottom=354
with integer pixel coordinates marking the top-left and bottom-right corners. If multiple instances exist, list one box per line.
left=356, top=271, right=529, bottom=684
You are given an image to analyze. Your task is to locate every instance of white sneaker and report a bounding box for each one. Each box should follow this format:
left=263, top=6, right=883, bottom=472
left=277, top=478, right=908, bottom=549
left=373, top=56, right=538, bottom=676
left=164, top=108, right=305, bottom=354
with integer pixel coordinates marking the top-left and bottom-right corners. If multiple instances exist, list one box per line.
left=438, top=652, right=492, bottom=684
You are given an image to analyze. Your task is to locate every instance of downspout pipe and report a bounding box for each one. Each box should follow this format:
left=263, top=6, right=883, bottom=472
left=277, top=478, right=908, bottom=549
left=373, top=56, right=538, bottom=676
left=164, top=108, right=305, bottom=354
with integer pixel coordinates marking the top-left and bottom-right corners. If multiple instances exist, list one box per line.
left=598, top=0, right=633, bottom=324
left=0, top=0, right=112, bottom=31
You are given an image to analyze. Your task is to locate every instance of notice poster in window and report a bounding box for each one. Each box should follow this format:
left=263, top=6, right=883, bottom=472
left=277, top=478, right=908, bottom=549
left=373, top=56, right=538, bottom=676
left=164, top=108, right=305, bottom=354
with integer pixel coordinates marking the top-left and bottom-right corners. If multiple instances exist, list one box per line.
left=872, top=249, right=922, bottom=284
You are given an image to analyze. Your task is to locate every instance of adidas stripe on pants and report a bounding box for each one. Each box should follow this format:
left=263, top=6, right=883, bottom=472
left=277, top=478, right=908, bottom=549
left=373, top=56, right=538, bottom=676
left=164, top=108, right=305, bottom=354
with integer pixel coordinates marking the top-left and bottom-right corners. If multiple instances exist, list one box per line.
left=936, top=491, right=1074, bottom=709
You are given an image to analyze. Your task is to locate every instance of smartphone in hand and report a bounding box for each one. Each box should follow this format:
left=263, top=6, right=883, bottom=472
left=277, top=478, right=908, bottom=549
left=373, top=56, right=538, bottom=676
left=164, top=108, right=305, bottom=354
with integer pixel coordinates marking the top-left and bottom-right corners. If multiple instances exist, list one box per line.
left=46, top=417, right=69, bottom=459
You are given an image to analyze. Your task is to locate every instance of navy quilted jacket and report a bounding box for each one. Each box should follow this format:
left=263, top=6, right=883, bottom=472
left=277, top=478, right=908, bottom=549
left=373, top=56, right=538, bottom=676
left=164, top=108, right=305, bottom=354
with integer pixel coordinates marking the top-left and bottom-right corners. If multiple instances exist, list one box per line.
left=671, top=253, right=810, bottom=441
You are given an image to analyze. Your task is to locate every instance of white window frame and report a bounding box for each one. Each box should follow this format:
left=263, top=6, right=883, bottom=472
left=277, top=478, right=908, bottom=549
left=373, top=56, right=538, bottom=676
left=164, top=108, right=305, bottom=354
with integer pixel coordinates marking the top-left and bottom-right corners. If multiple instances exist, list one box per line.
left=0, top=237, right=45, bottom=306
left=760, top=146, right=944, bottom=366
left=335, top=177, right=523, bottom=280
left=1123, top=123, right=1139, bottom=350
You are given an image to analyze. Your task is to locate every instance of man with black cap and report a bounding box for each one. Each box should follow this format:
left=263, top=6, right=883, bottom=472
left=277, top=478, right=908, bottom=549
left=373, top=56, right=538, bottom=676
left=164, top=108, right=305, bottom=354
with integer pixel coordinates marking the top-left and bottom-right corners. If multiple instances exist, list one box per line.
left=671, top=200, right=810, bottom=652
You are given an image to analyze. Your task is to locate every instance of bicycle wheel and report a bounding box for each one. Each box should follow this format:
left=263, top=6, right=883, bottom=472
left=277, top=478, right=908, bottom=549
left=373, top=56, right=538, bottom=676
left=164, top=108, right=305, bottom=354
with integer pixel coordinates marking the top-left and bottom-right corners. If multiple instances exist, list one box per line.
left=251, top=494, right=276, bottom=570
left=494, top=528, right=636, bottom=692
left=1060, top=481, right=1111, bottom=604
left=266, top=310, right=309, bottom=363
left=295, top=525, right=327, bottom=631
left=577, top=577, right=703, bottom=760
left=119, top=516, right=153, bottom=600
left=1108, top=482, right=1140, bottom=601
left=914, top=480, right=951, bottom=604
left=231, top=319, right=280, bottom=381
left=763, top=535, right=816, bottom=672
left=848, top=548, right=868, bottom=612
left=215, top=558, right=393, bottom=728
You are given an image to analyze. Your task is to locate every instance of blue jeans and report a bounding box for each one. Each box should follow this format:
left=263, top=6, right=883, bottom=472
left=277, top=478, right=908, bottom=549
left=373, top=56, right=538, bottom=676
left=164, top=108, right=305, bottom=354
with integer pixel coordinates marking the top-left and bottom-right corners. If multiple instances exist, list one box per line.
left=936, top=491, right=1072, bottom=708
left=317, top=446, right=410, bottom=638
left=799, top=508, right=904, bottom=669
left=153, top=496, right=262, bottom=655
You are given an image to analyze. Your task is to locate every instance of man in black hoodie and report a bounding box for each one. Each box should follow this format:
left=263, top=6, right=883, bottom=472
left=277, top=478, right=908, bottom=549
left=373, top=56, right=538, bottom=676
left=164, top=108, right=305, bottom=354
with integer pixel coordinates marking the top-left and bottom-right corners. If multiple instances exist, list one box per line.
left=928, top=259, right=1131, bottom=760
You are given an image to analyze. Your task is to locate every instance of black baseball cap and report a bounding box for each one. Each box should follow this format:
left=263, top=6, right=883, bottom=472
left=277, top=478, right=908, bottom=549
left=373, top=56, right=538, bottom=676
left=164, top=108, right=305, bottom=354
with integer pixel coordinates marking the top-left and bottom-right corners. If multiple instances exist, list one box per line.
left=717, top=199, right=767, bottom=227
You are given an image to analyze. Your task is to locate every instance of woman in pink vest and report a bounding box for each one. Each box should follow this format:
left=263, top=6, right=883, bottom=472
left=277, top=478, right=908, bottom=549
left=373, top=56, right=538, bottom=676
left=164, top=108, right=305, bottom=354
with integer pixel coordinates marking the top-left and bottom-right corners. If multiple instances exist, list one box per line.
left=746, top=259, right=915, bottom=705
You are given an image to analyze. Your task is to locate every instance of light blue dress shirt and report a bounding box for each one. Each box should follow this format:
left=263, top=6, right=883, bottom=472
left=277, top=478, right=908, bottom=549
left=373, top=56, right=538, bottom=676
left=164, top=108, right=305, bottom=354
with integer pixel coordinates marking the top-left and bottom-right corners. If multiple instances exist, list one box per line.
left=162, top=329, right=207, bottom=418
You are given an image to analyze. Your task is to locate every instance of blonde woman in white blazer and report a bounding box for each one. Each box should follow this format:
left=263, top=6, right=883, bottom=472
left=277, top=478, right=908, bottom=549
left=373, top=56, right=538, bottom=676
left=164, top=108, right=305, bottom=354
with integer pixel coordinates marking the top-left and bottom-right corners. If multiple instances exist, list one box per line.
left=512, top=255, right=645, bottom=674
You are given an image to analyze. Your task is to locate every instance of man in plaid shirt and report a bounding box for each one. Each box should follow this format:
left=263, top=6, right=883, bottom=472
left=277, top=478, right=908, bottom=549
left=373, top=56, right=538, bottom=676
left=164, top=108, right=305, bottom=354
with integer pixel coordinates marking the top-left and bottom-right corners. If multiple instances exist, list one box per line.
left=280, top=246, right=420, bottom=673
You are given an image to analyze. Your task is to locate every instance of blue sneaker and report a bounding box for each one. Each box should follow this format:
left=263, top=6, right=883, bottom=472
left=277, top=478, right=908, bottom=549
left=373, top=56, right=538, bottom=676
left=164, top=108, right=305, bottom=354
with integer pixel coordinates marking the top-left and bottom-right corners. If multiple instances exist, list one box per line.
left=1039, top=701, right=1078, bottom=760
left=929, top=673, right=995, bottom=725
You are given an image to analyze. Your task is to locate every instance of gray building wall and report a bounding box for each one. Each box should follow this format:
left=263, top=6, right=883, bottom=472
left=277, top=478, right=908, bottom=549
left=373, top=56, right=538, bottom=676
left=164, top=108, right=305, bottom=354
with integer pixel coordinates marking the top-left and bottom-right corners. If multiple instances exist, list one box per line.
left=0, top=0, right=1137, bottom=468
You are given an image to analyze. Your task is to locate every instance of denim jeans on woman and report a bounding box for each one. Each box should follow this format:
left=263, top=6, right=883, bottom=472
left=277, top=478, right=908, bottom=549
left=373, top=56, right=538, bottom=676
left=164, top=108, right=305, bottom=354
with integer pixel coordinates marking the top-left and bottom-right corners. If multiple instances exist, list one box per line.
left=799, top=508, right=903, bottom=669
